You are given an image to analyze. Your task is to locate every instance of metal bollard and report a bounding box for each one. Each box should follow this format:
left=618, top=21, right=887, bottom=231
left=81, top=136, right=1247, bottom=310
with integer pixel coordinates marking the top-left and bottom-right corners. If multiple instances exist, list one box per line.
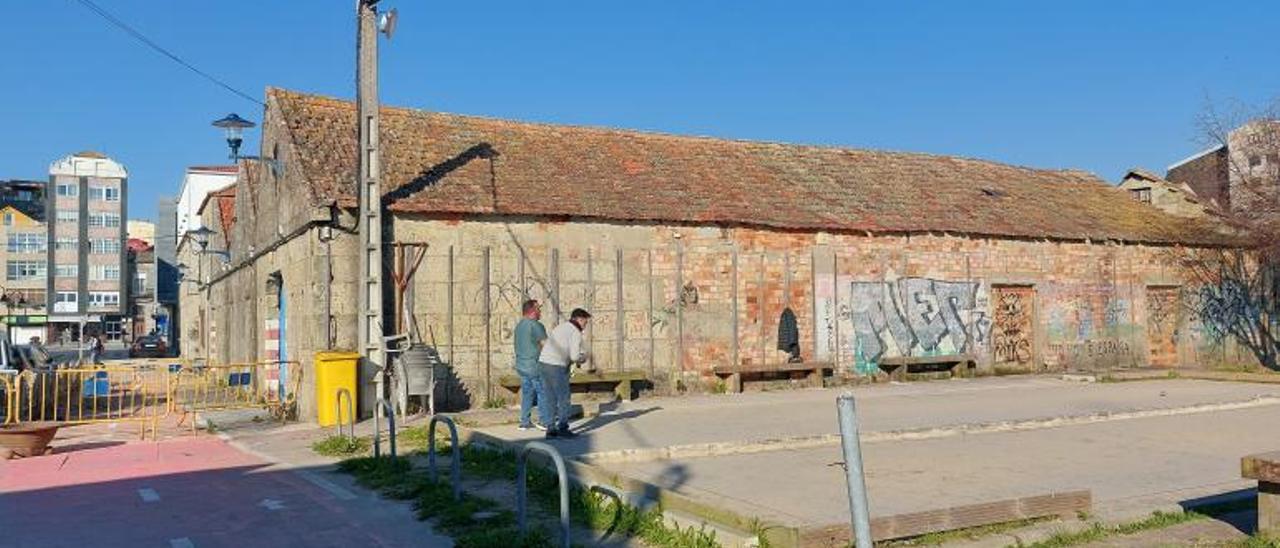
left=837, top=392, right=873, bottom=547
left=373, top=397, right=397, bottom=459
left=335, top=388, right=355, bottom=440
left=428, top=414, right=461, bottom=501
left=517, top=441, right=570, bottom=548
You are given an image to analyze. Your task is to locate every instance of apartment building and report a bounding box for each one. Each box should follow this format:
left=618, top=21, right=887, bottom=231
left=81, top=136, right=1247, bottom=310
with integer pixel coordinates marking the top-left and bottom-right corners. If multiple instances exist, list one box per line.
left=0, top=179, right=48, bottom=343
left=46, top=152, right=129, bottom=342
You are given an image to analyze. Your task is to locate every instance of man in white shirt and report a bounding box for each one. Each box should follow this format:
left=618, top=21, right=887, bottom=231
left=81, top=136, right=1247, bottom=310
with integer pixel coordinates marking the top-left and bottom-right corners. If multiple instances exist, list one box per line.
left=537, top=308, right=591, bottom=438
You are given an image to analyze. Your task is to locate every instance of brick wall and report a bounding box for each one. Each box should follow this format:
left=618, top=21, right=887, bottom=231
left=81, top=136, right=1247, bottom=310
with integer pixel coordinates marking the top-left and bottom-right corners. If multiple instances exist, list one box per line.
left=389, top=214, right=1248, bottom=403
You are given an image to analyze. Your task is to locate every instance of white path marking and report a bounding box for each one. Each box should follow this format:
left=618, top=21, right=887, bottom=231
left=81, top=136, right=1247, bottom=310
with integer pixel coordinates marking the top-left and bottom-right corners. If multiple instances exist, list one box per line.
left=296, top=470, right=358, bottom=501
left=137, top=488, right=160, bottom=502
left=169, top=538, right=195, bottom=548
left=258, top=498, right=286, bottom=511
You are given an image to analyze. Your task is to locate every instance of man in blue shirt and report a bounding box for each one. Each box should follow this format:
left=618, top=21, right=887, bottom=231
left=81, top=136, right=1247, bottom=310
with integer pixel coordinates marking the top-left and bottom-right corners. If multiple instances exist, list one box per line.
left=513, top=299, right=548, bottom=430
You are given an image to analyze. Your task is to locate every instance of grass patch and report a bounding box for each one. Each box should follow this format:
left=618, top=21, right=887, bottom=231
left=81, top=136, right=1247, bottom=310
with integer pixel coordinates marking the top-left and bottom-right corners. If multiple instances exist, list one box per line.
left=338, top=456, right=553, bottom=547
left=1021, top=499, right=1257, bottom=548
left=311, top=435, right=371, bottom=457
left=483, top=397, right=508, bottom=409
left=336, top=443, right=722, bottom=548
left=883, top=516, right=1056, bottom=546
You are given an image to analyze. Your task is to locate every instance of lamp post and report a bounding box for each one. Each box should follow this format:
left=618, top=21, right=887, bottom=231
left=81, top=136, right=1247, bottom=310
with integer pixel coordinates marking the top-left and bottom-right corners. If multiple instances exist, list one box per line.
left=212, top=113, right=255, bottom=159
left=185, top=226, right=215, bottom=363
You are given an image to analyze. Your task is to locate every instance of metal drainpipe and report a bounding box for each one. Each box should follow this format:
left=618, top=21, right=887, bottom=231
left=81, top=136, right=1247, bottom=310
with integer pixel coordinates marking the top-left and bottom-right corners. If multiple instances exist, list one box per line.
left=321, top=228, right=334, bottom=349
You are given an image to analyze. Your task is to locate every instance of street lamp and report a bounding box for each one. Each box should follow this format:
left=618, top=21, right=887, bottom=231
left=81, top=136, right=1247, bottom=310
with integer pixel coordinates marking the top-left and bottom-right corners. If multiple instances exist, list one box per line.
left=212, top=113, right=255, bottom=159
left=210, top=114, right=282, bottom=177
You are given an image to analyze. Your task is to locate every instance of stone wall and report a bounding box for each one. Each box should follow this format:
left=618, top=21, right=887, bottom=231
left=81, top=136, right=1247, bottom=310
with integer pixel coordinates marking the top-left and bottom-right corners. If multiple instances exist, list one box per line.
left=388, top=214, right=1251, bottom=403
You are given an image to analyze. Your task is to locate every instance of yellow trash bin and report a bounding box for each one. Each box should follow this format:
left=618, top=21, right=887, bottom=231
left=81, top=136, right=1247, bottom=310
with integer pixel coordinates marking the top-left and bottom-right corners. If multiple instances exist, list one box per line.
left=315, top=351, right=360, bottom=427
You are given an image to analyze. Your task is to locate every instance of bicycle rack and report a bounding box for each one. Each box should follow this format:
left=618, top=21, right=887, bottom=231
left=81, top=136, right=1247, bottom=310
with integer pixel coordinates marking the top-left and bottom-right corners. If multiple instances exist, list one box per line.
left=334, top=388, right=355, bottom=440
left=427, top=414, right=461, bottom=501
left=373, top=397, right=397, bottom=459
left=517, top=441, right=570, bottom=548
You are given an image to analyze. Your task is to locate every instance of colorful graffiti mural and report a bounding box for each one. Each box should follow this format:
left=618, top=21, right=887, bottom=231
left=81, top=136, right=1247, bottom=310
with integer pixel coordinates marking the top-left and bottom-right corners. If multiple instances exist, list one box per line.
left=847, top=278, right=991, bottom=374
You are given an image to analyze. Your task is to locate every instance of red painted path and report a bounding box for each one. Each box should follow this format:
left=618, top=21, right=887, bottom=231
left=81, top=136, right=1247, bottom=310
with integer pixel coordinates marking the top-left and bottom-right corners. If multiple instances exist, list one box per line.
left=0, top=435, right=446, bottom=548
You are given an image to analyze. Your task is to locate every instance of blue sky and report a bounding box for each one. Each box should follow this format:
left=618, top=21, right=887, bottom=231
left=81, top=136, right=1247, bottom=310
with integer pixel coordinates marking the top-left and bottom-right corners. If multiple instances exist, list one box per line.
left=2, top=1, right=1278, bottom=221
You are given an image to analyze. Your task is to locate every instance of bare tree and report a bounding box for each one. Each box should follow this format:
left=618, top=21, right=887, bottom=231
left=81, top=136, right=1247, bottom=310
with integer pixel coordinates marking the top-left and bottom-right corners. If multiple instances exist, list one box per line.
left=1175, top=97, right=1280, bottom=370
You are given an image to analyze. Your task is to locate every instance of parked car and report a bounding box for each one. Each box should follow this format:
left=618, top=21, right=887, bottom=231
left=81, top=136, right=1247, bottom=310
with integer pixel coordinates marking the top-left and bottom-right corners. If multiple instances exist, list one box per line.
left=129, top=335, right=168, bottom=358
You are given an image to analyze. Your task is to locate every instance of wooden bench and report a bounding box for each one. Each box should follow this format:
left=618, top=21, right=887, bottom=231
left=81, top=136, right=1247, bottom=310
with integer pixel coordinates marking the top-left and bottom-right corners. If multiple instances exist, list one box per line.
left=877, top=354, right=976, bottom=381
left=711, top=362, right=834, bottom=392
left=498, top=369, right=650, bottom=401
left=1242, top=451, right=1280, bottom=535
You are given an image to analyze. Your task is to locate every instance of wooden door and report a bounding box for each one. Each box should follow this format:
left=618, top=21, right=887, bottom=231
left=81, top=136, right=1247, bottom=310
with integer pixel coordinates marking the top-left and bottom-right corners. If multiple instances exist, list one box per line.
left=1146, top=286, right=1181, bottom=367
left=992, top=286, right=1036, bottom=369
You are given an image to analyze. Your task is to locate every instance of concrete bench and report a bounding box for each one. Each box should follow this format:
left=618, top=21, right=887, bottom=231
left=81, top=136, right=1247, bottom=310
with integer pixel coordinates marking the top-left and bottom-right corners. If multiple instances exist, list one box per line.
left=711, top=362, right=833, bottom=392
left=498, top=369, right=649, bottom=401
left=877, top=354, right=976, bottom=381
left=1242, top=451, right=1280, bottom=535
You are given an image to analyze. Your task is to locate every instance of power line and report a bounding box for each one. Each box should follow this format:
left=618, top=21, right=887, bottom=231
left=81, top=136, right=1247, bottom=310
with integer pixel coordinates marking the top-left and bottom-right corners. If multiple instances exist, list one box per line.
left=70, top=0, right=264, bottom=107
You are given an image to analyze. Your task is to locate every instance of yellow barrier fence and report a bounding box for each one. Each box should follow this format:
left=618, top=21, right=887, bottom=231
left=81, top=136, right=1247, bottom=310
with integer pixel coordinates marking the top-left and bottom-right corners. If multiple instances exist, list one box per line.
left=1, top=371, right=16, bottom=425
left=5, top=367, right=170, bottom=438
left=169, top=361, right=302, bottom=429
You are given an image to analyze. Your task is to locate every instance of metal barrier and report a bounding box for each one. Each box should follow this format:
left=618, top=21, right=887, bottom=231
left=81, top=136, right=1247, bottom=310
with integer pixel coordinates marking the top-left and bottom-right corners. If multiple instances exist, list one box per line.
left=5, top=367, right=168, bottom=439
left=169, top=361, right=301, bottom=429
left=1, top=370, right=17, bottom=424
left=427, top=414, right=461, bottom=500
left=373, top=397, right=397, bottom=459
left=517, top=441, right=571, bottom=548
left=334, top=388, right=355, bottom=440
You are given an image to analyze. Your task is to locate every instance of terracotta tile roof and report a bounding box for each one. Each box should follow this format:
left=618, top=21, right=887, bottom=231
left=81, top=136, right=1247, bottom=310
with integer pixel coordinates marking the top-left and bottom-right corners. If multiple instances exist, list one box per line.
left=188, top=165, right=239, bottom=174
left=270, top=87, right=1232, bottom=245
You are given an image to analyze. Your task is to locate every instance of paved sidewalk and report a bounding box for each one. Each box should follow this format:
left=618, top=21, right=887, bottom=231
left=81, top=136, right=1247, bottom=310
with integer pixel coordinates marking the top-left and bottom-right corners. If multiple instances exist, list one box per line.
left=477, top=376, right=1280, bottom=459
left=469, top=376, right=1280, bottom=542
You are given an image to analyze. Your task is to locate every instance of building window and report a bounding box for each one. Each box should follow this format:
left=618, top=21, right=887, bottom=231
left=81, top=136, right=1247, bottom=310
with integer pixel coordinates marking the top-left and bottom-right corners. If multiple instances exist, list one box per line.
left=89, top=186, right=121, bottom=202
left=88, top=212, right=121, bottom=228
left=1249, top=155, right=1263, bottom=168
left=1129, top=187, right=1152, bottom=203
left=90, top=239, right=122, bottom=255
left=54, top=291, right=78, bottom=313
left=55, top=264, right=78, bottom=278
left=6, top=260, right=46, bottom=281
left=15, top=190, right=32, bottom=202
left=91, top=264, right=121, bottom=281
left=56, top=210, right=78, bottom=223
left=55, top=237, right=79, bottom=251
left=88, top=291, right=120, bottom=308
left=133, top=272, right=148, bottom=294
left=6, top=233, right=45, bottom=253
left=56, top=184, right=78, bottom=197
left=3, top=213, right=11, bottom=226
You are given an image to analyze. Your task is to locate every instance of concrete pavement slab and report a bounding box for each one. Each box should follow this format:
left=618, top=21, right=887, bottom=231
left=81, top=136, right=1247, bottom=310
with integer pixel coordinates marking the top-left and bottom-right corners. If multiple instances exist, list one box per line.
left=601, top=404, right=1280, bottom=529
left=476, top=377, right=1280, bottom=461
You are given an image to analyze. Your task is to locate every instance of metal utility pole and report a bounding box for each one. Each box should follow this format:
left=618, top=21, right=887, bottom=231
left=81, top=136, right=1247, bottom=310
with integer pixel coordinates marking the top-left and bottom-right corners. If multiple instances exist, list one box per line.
left=356, top=0, right=386, bottom=412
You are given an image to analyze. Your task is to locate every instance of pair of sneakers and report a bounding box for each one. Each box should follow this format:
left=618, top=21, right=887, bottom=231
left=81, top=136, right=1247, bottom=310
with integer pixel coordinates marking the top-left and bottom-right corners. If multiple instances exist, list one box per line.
left=545, top=425, right=576, bottom=439
left=517, top=422, right=547, bottom=432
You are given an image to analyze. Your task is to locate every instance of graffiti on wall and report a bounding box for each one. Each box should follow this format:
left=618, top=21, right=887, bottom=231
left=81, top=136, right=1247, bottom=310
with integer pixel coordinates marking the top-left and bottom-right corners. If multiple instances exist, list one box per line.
left=992, top=286, right=1034, bottom=365
left=847, top=278, right=991, bottom=374
left=1047, top=339, right=1131, bottom=363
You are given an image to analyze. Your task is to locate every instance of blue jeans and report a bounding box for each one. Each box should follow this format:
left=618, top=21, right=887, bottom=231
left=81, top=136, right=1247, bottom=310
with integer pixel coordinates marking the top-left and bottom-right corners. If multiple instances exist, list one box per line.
left=537, top=362, right=572, bottom=431
left=517, top=369, right=543, bottom=427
